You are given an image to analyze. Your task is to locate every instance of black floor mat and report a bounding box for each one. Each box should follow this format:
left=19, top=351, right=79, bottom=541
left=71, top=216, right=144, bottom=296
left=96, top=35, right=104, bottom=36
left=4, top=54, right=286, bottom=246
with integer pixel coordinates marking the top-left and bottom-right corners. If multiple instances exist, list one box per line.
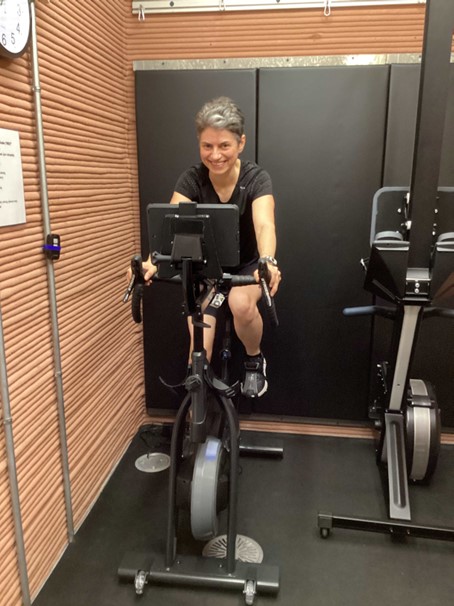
left=33, top=427, right=454, bottom=606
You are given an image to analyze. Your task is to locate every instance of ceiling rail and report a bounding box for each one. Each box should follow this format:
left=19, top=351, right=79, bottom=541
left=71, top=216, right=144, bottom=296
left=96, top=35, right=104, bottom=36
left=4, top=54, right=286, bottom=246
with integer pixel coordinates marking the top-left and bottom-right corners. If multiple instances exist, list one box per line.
left=132, top=0, right=425, bottom=17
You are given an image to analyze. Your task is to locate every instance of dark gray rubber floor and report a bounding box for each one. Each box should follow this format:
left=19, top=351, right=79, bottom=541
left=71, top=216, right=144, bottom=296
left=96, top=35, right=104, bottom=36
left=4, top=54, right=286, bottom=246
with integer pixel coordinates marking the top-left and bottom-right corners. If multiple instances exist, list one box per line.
left=33, top=426, right=454, bottom=606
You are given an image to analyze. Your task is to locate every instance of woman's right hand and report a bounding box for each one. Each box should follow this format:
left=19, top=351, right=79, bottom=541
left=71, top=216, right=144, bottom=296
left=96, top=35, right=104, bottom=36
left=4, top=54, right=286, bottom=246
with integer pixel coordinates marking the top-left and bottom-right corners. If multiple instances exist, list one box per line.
left=142, top=258, right=158, bottom=284
left=126, top=255, right=157, bottom=285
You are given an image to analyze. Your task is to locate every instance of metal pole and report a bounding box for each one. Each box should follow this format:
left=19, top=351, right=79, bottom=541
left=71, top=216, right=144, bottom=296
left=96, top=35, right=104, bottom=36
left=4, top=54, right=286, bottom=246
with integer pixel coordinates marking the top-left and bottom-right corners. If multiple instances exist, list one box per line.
left=0, top=300, right=31, bottom=606
left=408, top=0, right=454, bottom=268
left=29, top=0, right=75, bottom=541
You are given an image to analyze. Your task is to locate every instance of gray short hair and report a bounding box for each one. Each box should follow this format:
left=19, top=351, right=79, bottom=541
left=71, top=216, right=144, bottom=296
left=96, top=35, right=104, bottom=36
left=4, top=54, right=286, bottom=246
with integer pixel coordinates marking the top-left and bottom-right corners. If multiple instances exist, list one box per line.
left=195, top=97, right=245, bottom=141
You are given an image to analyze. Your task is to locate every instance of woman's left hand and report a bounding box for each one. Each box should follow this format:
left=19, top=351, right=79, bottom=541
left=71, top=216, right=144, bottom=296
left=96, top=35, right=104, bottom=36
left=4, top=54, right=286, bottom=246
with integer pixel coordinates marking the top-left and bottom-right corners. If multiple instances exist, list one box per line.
left=254, top=262, right=282, bottom=297
left=266, top=263, right=282, bottom=297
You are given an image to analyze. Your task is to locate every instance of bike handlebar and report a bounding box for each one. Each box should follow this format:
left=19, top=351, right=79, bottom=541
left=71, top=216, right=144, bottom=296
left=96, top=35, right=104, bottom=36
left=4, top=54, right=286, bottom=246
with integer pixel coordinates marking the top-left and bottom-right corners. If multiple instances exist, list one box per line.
left=124, top=254, right=279, bottom=327
left=258, top=258, right=279, bottom=327
left=228, top=274, right=257, bottom=287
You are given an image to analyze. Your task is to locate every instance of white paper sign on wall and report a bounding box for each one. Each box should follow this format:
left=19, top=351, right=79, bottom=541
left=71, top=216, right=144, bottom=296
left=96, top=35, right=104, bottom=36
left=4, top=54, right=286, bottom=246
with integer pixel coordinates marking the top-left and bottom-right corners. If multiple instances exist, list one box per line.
left=0, top=128, right=26, bottom=227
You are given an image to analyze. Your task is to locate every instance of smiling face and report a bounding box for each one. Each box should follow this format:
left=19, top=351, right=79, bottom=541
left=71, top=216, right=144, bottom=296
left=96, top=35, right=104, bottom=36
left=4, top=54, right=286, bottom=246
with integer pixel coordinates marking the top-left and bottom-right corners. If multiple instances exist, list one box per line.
left=198, top=127, right=246, bottom=177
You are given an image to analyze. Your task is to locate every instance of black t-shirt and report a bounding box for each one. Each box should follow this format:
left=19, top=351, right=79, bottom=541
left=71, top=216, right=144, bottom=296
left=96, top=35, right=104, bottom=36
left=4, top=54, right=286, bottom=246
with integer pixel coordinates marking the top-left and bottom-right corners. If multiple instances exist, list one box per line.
left=174, top=160, right=273, bottom=266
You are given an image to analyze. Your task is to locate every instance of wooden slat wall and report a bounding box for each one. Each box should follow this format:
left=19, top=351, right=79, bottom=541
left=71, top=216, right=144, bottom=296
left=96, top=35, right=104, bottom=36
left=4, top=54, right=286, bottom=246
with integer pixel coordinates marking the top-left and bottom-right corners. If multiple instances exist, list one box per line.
left=0, top=1, right=145, bottom=605
left=0, top=3, right=448, bottom=606
left=0, top=432, right=21, bottom=606
left=125, top=5, right=428, bottom=59
left=0, top=51, right=64, bottom=606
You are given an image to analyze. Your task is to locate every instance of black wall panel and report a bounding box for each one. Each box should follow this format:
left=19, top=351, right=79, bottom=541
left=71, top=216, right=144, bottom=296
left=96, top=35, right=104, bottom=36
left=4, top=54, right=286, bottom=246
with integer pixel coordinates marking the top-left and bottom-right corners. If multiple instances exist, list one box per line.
left=134, top=63, right=454, bottom=425
left=384, top=64, right=454, bottom=186
left=134, top=69, right=257, bottom=411
left=257, top=66, right=389, bottom=420
left=378, top=64, right=454, bottom=427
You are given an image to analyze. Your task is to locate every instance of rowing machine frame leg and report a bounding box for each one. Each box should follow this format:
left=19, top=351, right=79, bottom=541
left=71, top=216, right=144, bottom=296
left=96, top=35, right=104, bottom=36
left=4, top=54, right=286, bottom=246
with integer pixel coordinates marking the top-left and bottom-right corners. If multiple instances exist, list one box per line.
left=384, top=411, right=411, bottom=521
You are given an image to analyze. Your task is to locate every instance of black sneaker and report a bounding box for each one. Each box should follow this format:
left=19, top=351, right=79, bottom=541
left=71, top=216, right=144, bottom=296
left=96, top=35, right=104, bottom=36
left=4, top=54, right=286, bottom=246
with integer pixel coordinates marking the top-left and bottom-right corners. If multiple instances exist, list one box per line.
left=241, top=353, right=268, bottom=398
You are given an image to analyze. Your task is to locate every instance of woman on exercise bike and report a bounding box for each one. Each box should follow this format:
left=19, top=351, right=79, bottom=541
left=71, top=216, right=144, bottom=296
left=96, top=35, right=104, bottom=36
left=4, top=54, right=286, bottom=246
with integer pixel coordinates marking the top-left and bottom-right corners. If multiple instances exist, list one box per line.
left=141, top=97, right=281, bottom=398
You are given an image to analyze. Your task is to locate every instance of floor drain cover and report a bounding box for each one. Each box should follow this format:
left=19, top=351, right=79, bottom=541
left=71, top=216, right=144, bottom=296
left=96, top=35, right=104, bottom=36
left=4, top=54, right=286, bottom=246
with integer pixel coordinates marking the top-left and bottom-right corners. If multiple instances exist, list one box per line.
left=202, top=534, right=264, bottom=563
left=135, top=453, right=170, bottom=473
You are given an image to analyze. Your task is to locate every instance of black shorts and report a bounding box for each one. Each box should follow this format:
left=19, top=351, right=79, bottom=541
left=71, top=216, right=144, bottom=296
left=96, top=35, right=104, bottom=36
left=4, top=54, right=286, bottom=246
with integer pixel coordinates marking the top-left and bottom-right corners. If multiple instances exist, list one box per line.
left=205, top=258, right=259, bottom=318
left=232, top=258, right=259, bottom=276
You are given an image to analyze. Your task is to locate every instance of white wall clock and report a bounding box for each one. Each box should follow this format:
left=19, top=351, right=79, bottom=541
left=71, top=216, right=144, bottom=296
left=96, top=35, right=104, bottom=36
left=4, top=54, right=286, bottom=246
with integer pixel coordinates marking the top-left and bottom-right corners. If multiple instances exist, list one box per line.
left=0, top=0, right=31, bottom=59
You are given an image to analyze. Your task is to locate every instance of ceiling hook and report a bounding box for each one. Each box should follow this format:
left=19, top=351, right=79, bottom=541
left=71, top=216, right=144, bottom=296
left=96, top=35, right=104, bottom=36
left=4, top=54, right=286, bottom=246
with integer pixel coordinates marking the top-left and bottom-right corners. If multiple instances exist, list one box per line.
left=324, top=0, right=331, bottom=17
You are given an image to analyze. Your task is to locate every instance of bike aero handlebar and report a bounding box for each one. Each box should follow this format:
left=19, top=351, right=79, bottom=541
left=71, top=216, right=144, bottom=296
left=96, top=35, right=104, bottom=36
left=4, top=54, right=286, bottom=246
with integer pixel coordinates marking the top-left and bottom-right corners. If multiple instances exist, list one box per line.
left=123, top=255, right=279, bottom=327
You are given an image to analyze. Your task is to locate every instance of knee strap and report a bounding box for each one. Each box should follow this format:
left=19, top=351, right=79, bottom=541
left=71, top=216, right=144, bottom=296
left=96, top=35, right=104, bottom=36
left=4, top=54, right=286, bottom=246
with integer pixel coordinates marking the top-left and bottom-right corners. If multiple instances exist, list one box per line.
left=205, top=292, right=226, bottom=318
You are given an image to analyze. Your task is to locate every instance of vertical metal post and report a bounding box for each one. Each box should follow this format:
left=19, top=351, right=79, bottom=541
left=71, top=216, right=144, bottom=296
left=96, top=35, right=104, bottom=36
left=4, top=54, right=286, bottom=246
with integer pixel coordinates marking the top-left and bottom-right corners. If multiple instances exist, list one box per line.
left=0, top=301, right=31, bottom=606
left=165, top=395, right=191, bottom=568
left=29, top=0, right=74, bottom=541
left=408, top=0, right=454, bottom=268
left=222, top=395, right=239, bottom=575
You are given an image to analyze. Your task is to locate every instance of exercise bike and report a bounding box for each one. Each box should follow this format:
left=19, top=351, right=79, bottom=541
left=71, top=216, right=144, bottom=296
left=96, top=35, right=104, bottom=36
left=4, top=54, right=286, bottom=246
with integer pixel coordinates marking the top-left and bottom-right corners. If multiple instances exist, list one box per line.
left=119, top=202, right=281, bottom=605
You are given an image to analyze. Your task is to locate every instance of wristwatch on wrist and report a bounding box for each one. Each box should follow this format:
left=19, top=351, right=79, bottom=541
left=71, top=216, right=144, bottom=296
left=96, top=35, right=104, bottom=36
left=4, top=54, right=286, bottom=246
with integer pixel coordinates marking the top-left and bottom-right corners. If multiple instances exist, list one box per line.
left=261, top=255, right=278, bottom=267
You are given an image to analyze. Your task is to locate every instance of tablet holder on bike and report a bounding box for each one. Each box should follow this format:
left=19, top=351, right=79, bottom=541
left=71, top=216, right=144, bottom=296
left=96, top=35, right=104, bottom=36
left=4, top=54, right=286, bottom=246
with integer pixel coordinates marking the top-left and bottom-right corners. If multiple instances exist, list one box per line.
left=150, top=202, right=241, bottom=443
